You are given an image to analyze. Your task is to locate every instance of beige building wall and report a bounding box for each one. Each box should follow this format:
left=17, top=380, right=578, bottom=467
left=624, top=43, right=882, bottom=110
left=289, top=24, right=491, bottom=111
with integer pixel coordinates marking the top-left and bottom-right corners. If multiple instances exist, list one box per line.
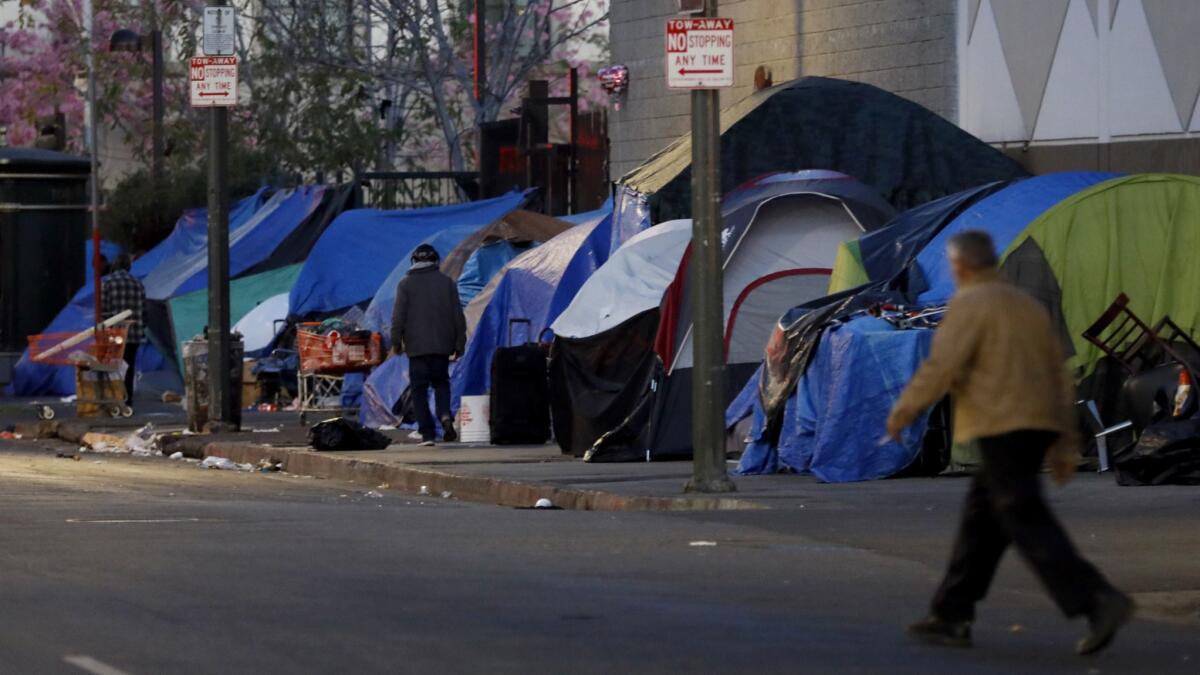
left=609, top=0, right=958, bottom=178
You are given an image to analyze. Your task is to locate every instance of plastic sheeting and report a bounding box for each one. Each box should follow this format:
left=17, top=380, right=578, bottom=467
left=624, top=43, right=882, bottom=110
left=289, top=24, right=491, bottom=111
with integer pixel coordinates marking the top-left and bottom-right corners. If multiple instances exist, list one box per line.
left=361, top=224, right=482, bottom=338
left=913, top=173, right=1119, bottom=303
left=234, top=292, right=290, bottom=353
left=289, top=190, right=527, bottom=317
left=9, top=190, right=272, bottom=396
left=453, top=215, right=611, bottom=401
left=84, top=240, right=125, bottom=280
left=552, top=219, right=692, bottom=338
left=735, top=317, right=935, bottom=482
left=457, top=241, right=530, bottom=308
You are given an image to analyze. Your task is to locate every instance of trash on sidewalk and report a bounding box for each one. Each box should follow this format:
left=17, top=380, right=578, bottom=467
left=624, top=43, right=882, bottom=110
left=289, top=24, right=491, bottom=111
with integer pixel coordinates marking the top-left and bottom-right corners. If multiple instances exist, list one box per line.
left=60, top=395, right=77, bottom=403
left=441, top=491, right=453, bottom=499
left=169, top=451, right=185, bottom=460
left=199, top=456, right=253, bottom=471
left=418, top=485, right=431, bottom=495
left=364, top=490, right=384, bottom=498
left=55, top=452, right=81, bottom=461
left=0, top=431, right=21, bottom=440
left=688, top=541, right=718, bottom=547
left=308, top=418, right=391, bottom=451
left=124, top=424, right=161, bottom=457
left=256, top=459, right=282, bottom=473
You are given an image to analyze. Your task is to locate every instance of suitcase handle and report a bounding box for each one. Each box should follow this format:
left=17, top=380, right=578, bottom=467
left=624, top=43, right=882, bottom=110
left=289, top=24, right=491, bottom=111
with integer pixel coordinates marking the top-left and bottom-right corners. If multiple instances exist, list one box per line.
left=507, top=318, right=532, bottom=346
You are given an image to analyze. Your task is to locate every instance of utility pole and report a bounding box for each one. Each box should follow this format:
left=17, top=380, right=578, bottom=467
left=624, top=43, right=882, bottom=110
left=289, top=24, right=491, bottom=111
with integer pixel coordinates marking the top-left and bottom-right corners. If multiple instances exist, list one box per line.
left=205, top=0, right=234, bottom=429
left=685, top=0, right=735, bottom=493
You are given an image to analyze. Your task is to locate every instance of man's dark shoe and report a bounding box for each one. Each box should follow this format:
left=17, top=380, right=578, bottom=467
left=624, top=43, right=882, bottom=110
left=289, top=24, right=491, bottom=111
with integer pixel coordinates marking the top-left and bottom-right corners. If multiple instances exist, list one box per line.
left=1077, top=591, right=1134, bottom=656
left=440, top=417, right=457, bottom=443
left=907, top=616, right=972, bottom=648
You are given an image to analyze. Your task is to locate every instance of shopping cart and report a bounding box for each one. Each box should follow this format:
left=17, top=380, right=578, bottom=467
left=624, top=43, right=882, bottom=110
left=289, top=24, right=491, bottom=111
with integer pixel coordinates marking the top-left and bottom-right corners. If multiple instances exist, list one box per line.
left=295, top=323, right=383, bottom=425
left=27, top=325, right=133, bottom=419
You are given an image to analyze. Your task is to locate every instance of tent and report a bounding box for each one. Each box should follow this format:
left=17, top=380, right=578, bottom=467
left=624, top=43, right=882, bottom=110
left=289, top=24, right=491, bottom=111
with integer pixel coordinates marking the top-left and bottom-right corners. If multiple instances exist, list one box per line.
left=549, top=219, right=693, bottom=458
left=737, top=173, right=1200, bottom=481
left=288, top=190, right=528, bottom=318
left=168, top=264, right=302, bottom=362
left=826, top=181, right=1013, bottom=294
left=618, top=77, right=1028, bottom=228
left=452, top=212, right=611, bottom=403
left=644, top=173, right=896, bottom=459
left=440, top=209, right=574, bottom=306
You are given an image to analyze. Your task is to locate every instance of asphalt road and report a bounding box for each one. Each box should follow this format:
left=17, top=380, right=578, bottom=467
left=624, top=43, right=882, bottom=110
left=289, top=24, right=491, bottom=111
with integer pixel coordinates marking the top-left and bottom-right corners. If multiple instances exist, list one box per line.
left=0, top=440, right=1195, bottom=674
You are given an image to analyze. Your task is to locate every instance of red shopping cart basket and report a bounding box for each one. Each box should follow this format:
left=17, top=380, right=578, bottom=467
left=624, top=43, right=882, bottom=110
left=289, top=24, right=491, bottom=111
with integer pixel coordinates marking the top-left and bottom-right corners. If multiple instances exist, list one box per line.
left=27, top=325, right=129, bottom=367
left=296, top=323, right=382, bottom=374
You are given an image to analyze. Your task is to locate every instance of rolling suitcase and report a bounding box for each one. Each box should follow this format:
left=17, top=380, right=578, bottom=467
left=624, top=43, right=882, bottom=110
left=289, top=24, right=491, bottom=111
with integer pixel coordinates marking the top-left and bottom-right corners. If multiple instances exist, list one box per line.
left=489, top=319, right=551, bottom=445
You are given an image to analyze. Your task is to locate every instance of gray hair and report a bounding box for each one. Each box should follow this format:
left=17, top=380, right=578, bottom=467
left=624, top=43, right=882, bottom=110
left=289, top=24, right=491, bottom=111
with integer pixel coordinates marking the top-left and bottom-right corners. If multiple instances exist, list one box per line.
left=947, top=230, right=998, bottom=270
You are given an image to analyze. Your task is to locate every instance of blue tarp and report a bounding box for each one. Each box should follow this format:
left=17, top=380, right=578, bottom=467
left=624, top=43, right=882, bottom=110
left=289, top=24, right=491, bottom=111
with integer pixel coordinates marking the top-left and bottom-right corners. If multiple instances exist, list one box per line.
left=456, top=241, right=529, bottom=308
left=451, top=214, right=611, bottom=403
left=734, top=317, right=935, bottom=482
left=362, top=224, right=482, bottom=337
left=289, top=191, right=527, bottom=317
left=84, top=240, right=125, bottom=281
left=8, top=188, right=324, bottom=396
left=913, top=173, right=1120, bottom=303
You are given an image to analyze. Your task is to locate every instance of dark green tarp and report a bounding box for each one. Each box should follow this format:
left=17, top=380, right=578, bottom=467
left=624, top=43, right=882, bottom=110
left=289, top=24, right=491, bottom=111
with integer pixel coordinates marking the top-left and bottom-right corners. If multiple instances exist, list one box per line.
left=620, top=77, right=1028, bottom=221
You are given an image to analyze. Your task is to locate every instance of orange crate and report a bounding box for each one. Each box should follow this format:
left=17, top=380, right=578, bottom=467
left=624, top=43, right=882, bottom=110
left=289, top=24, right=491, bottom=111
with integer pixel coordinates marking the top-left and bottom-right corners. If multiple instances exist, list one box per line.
left=297, top=324, right=382, bottom=374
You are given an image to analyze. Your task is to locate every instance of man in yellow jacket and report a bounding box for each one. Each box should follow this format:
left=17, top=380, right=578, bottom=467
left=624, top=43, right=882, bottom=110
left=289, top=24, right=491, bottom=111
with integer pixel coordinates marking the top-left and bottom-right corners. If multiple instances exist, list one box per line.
left=887, top=230, right=1132, bottom=656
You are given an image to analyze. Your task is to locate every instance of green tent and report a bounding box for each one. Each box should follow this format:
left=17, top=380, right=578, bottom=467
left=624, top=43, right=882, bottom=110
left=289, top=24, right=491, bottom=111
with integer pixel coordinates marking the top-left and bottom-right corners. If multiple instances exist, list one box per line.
left=168, top=264, right=302, bottom=366
left=619, top=77, right=1028, bottom=222
left=998, top=174, right=1200, bottom=377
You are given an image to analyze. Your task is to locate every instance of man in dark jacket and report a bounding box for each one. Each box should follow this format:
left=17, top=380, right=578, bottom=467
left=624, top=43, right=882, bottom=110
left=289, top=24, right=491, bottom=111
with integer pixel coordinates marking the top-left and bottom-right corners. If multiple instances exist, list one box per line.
left=391, top=244, right=467, bottom=445
left=101, top=253, right=145, bottom=407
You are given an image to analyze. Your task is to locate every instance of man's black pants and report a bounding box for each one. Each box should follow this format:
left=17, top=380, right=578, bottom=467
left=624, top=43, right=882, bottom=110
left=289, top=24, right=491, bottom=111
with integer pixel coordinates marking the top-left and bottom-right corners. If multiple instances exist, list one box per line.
left=932, top=430, right=1115, bottom=622
left=409, top=354, right=452, bottom=441
left=122, top=343, right=139, bottom=406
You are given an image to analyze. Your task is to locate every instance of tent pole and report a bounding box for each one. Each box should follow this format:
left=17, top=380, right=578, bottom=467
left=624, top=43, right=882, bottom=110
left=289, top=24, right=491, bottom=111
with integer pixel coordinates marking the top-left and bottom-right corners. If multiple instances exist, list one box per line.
left=685, top=0, right=735, bottom=493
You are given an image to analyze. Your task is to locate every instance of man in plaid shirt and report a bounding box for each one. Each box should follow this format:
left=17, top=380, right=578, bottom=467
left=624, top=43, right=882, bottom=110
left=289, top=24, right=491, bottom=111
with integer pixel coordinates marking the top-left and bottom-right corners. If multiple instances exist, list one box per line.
left=101, top=254, right=145, bottom=406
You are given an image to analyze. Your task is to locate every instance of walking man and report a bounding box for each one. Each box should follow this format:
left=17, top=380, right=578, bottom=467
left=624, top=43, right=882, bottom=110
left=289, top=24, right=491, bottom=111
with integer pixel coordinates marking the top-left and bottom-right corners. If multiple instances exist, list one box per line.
left=887, top=231, right=1132, bottom=655
left=391, top=244, right=466, bottom=446
left=101, top=253, right=145, bottom=408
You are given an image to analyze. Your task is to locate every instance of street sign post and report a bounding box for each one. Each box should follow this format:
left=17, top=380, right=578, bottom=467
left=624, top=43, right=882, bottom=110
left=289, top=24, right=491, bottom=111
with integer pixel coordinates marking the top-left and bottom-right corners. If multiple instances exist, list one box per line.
left=671, top=3, right=736, bottom=494
left=666, top=17, right=734, bottom=89
left=189, top=56, right=238, bottom=107
left=202, top=6, right=236, bottom=56
left=203, top=0, right=236, bottom=431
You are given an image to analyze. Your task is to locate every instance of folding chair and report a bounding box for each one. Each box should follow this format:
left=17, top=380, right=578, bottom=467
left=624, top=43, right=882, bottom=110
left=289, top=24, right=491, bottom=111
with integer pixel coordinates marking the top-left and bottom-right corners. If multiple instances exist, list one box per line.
left=1075, top=400, right=1132, bottom=473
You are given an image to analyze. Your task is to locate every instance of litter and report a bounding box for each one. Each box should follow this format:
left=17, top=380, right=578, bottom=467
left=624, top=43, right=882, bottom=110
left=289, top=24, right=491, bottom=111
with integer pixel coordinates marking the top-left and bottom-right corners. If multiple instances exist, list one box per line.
left=169, top=452, right=184, bottom=460
left=440, top=491, right=453, bottom=499
left=534, top=498, right=554, bottom=509
left=418, top=485, right=431, bottom=495
left=60, top=395, right=77, bottom=403
left=689, top=541, right=718, bottom=547
left=0, top=431, right=21, bottom=440
left=55, top=452, right=81, bottom=461
left=199, top=456, right=253, bottom=471
left=250, top=427, right=281, bottom=433
left=364, top=490, right=384, bottom=498
left=124, top=424, right=160, bottom=456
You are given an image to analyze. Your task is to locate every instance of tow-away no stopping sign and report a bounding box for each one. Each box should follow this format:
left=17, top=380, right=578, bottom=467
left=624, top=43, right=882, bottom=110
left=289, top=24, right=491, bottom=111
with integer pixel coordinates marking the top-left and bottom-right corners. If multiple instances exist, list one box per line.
left=666, top=18, right=734, bottom=89
left=190, top=56, right=238, bottom=107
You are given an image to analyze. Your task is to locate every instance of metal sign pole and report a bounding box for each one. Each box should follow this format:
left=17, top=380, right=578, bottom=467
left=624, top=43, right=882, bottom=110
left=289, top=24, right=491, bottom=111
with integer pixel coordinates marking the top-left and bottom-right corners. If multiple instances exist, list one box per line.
left=686, top=0, right=735, bottom=493
left=205, top=0, right=234, bottom=430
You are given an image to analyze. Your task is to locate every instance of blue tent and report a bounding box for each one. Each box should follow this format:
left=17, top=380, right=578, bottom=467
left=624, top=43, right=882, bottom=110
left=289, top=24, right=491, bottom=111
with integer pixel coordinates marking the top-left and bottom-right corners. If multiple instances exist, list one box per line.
left=451, top=212, right=611, bottom=404
left=456, top=241, right=531, bottom=308
left=9, top=187, right=326, bottom=396
left=912, top=172, right=1119, bottom=303
left=83, top=240, right=125, bottom=280
left=289, top=191, right=528, bottom=317
left=361, top=224, right=483, bottom=338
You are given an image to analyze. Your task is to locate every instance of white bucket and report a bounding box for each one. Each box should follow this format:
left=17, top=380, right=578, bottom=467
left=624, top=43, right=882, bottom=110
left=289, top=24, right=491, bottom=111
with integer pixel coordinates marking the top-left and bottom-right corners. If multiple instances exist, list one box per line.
left=459, top=395, right=491, bottom=443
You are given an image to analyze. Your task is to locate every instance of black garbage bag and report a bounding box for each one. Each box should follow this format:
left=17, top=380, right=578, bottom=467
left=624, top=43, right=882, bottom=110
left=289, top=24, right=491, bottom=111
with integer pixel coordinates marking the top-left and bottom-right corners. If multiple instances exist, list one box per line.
left=1113, top=417, right=1200, bottom=486
left=308, top=418, right=392, bottom=451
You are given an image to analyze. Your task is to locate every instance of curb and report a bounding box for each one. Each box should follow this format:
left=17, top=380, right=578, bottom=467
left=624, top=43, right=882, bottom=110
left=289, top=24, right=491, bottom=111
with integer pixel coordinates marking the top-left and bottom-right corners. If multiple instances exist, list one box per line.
left=202, top=442, right=764, bottom=512
left=19, top=421, right=762, bottom=512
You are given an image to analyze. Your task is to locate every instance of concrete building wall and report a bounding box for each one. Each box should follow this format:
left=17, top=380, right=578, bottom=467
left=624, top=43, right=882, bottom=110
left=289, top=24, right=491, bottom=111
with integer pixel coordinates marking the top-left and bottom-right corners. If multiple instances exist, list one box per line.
left=609, top=0, right=958, bottom=178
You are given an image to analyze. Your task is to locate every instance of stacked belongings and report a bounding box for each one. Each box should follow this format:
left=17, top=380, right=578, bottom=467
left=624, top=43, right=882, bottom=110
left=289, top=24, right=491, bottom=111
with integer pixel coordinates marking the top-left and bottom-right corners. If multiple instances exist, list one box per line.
left=733, top=173, right=1200, bottom=483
